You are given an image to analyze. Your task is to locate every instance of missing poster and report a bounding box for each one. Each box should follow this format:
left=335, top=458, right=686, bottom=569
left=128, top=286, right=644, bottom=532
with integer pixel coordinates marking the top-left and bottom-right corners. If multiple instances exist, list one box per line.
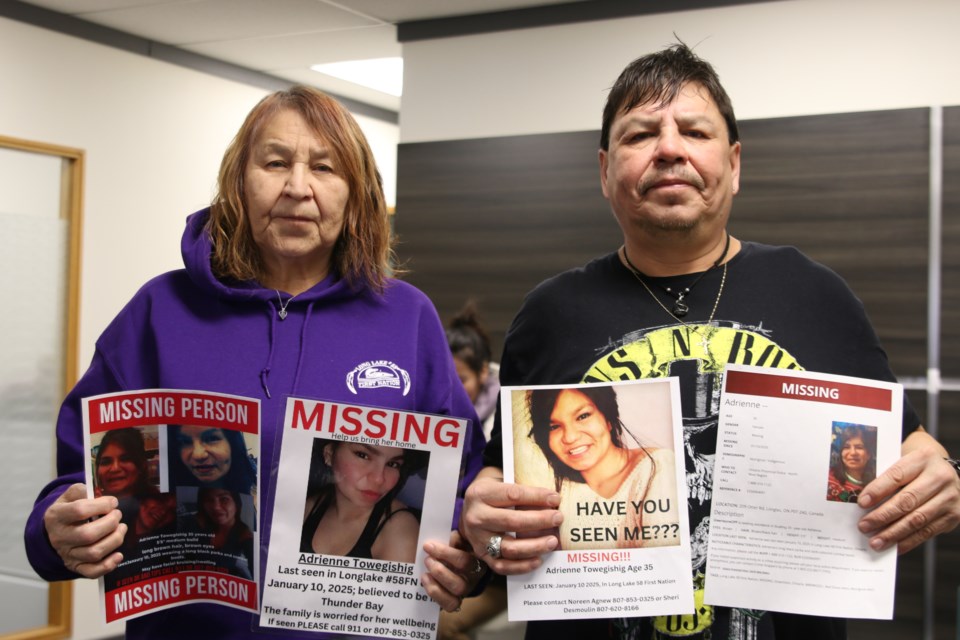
left=260, top=397, right=467, bottom=639
left=501, top=379, right=693, bottom=621
left=705, top=364, right=901, bottom=619
left=82, top=389, right=260, bottom=623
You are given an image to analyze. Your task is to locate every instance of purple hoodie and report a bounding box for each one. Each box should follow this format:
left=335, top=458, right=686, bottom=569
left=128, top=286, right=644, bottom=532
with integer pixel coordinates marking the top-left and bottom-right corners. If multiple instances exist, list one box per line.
left=24, top=209, right=484, bottom=639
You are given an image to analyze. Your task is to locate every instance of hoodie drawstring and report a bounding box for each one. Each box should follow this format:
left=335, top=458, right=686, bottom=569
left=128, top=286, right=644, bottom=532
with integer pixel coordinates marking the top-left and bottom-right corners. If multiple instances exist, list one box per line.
left=291, top=301, right=314, bottom=396
left=260, top=304, right=278, bottom=399
left=260, top=298, right=314, bottom=399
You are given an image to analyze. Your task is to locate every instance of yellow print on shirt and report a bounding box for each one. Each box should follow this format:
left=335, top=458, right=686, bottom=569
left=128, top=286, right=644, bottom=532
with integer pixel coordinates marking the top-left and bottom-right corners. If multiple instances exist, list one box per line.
left=583, top=324, right=802, bottom=383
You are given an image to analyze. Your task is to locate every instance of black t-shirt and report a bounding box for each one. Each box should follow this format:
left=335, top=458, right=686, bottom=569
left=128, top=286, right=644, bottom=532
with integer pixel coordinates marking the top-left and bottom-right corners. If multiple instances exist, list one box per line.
left=485, top=242, right=919, bottom=640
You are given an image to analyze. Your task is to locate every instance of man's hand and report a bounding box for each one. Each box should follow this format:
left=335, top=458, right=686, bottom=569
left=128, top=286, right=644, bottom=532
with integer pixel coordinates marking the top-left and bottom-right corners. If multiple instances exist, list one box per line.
left=43, top=483, right=127, bottom=578
left=857, top=428, right=960, bottom=554
left=459, top=467, right=562, bottom=575
left=421, top=531, right=484, bottom=612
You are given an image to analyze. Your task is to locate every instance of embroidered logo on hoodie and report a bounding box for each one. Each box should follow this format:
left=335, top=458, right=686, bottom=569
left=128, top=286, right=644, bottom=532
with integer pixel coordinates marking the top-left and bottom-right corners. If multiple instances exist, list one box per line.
left=346, top=360, right=411, bottom=396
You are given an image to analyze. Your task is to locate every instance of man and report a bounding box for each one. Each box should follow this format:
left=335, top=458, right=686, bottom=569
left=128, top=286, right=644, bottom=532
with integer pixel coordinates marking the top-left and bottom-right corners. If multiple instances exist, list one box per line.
left=457, top=43, right=960, bottom=639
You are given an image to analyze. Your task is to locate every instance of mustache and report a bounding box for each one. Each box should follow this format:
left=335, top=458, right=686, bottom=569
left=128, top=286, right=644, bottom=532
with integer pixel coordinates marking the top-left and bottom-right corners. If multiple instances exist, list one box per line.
left=640, top=171, right=705, bottom=194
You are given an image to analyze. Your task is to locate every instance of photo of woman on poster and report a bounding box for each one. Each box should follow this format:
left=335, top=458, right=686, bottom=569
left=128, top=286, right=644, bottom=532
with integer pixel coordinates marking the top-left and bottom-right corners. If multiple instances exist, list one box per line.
left=94, top=427, right=154, bottom=499
left=116, top=492, right=177, bottom=560
left=523, top=384, right=680, bottom=550
left=105, top=490, right=178, bottom=591
left=193, top=488, right=255, bottom=579
left=827, top=423, right=877, bottom=503
left=168, top=424, right=257, bottom=494
left=132, top=492, right=177, bottom=538
left=300, top=438, right=428, bottom=562
left=92, top=427, right=163, bottom=533
left=175, top=485, right=256, bottom=579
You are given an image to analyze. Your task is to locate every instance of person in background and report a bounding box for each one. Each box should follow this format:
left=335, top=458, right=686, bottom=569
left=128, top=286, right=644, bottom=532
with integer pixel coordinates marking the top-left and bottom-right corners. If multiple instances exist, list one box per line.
left=440, top=301, right=514, bottom=640
left=446, top=300, right=500, bottom=440
left=26, top=85, right=485, bottom=639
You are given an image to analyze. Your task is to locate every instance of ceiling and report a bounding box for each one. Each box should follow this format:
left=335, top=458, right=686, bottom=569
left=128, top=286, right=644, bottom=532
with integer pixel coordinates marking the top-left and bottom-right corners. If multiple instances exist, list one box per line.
left=13, top=0, right=586, bottom=113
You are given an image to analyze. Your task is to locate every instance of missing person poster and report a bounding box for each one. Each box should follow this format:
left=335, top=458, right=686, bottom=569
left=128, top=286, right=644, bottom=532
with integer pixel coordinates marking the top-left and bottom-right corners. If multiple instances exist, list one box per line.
left=81, top=389, right=260, bottom=623
left=501, top=379, right=693, bottom=621
left=705, top=364, right=901, bottom=619
left=260, top=397, right=467, bottom=639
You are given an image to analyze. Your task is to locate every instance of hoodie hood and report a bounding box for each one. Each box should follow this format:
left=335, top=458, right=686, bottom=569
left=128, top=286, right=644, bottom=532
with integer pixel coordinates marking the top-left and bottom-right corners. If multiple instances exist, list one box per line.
left=180, top=207, right=362, bottom=399
left=180, top=207, right=357, bottom=305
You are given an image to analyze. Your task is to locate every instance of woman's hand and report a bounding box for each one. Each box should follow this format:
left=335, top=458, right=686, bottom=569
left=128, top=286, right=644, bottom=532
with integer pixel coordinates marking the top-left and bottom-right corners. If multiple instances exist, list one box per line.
left=43, top=483, right=127, bottom=578
left=857, top=428, right=960, bottom=553
left=421, top=531, right=486, bottom=612
left=459, top=467, right=562, bottom=575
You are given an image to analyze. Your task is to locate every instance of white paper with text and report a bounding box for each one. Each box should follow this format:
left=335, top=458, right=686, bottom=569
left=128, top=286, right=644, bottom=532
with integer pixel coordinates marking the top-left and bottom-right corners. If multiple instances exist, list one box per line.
left=705, top=364, right=901, bottom=619
left=261, top=397, right=466, bottom=639
left=502, top=379, right=693, bottom=621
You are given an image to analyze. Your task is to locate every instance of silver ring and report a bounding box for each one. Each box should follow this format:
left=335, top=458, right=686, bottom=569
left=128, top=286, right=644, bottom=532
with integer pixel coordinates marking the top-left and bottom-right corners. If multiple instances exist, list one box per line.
left=485, top=535, right=503, bottom=559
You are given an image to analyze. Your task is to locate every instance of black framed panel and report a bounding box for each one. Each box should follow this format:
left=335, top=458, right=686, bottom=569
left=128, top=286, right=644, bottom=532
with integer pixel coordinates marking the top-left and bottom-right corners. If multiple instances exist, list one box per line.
left=731, top=109, right=929, bottom=378
left=396, top=131, right=618, bottom=357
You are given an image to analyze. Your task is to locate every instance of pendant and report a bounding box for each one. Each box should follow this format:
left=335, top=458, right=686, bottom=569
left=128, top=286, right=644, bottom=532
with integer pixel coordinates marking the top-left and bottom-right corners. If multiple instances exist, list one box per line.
left=672, top=300, right=689, bottom=317
left=279, top=307, right=288, bottom=320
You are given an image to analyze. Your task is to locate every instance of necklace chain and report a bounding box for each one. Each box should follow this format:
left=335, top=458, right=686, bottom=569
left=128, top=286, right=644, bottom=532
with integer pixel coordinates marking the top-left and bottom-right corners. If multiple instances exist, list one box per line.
left=275, top=290, right=297, bottom=320
left=621, top=238, right=729, bottom=329
left=622, top=233, right=729, bottom=318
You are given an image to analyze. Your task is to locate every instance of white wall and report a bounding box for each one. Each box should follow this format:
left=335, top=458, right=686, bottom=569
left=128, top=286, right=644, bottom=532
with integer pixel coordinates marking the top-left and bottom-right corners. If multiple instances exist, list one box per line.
left=0, top=15, right=397, bottom=640
left=401, top=0, right=960, bottom=143
left=0, top=17, right=398, bottom=370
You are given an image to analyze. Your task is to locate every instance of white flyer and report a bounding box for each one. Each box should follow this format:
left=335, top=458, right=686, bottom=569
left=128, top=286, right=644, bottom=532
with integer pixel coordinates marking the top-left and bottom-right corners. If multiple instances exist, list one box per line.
left=261, top=397, right=466, bottom=639
left=501, top=379, right=693, bottom=621
left=705, top=364, right=901, bottom=619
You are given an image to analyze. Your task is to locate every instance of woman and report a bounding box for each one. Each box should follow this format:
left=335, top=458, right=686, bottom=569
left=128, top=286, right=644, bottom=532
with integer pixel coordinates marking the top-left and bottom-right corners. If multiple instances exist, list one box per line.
left=169, top=424, right=257, bottom=493
left=300, top=440, right=424, bottom=562
left=446, top=301, right=500, bottom=441
left=195, top=488, right=255, bottom=579
left=827, top=426, right=877, bottom=503
left=527, top=386, right=678, bottom=549
left=94, top=428, right=151, bottom=498
left=26, top=86, right=485, bottom=638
